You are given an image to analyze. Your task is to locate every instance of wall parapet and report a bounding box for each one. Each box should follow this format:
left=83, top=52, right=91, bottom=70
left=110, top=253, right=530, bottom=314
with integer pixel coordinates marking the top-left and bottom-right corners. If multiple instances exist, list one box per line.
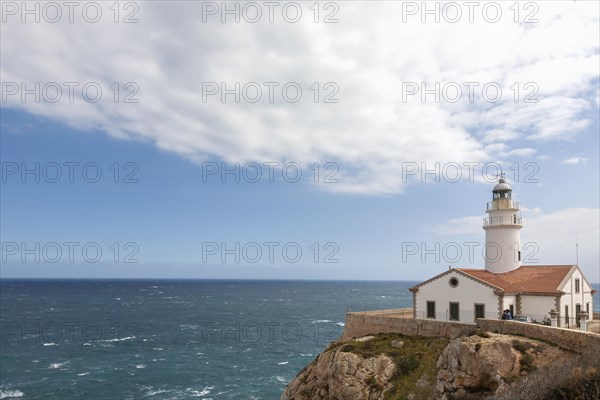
left=342, top=312, right=476, bottom=341
left=476, top=319, right=600, bottom=353
left=342, top=312, right=600, bottom=353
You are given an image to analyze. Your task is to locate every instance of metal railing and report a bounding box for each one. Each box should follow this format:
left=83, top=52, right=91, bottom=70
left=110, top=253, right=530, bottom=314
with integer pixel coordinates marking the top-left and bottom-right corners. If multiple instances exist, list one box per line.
left=483, top=216, right=522, bottom=226
left=558, top=316, right=599, bottom=333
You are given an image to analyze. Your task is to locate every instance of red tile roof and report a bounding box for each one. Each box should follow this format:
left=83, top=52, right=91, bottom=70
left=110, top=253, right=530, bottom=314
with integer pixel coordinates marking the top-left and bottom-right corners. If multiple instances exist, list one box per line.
left=457, top=265, right=574, bottom=294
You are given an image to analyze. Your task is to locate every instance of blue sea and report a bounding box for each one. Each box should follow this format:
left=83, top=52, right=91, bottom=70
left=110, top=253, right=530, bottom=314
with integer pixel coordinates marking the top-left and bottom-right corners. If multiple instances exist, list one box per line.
left=0, top=279, right=421, bottom=399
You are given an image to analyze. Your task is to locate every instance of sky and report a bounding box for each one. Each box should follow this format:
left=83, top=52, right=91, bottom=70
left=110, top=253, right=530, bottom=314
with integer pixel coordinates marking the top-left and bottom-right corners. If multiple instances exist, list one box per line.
left=1, top=0, right=599, bottom=283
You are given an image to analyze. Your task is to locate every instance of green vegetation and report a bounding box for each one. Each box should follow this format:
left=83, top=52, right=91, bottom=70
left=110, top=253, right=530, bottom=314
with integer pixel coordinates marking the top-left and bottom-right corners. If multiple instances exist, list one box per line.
left=513, top=340, right=542, bottom=372
left=511, top=339, right=539, bottom=373
left=340, top=333, right=449, bottom=400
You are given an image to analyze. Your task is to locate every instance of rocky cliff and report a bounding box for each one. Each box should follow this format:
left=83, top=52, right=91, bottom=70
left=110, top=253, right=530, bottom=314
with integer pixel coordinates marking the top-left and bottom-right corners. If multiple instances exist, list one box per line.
left=281, top=331, right=599, bottom=400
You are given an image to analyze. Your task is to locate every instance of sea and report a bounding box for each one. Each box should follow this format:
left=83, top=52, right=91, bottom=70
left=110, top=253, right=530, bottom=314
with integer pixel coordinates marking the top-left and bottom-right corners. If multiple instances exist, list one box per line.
left=1, top=280, right=599, bottom=400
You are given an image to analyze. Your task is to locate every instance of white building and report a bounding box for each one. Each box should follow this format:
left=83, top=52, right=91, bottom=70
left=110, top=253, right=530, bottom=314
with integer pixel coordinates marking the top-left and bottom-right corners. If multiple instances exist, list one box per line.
left=410, top=178, right=596, bottom=326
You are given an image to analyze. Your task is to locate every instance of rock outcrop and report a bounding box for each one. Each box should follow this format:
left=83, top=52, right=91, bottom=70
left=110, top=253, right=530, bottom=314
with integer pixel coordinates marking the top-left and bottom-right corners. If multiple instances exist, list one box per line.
left=282, top=332, right=582, bottom=400
left=281, top=340, right=396, bottom=400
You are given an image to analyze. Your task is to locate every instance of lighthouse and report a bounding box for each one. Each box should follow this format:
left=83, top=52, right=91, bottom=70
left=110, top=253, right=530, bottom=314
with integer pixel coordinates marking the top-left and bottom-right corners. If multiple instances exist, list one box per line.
left=483, top=176, right=523, bottom=273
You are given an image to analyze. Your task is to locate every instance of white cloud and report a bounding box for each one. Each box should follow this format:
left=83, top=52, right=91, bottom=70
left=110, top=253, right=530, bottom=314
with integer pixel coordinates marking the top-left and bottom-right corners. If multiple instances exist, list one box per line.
left=1, top=1, right=598, bottom=194
left=501, top=148, right=537, bottom=157
left=562, top=157, right=587, bottom=164
left=522, top=208, right=600, bottom=278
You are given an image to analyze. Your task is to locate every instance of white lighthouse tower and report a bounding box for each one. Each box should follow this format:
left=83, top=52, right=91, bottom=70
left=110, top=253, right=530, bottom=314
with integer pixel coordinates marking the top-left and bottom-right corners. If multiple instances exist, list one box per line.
left=483, top=176, right=523, bottom=273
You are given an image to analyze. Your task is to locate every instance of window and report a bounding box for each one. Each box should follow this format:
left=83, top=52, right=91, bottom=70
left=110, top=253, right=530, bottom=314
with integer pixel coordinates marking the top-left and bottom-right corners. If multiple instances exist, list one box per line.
left=518, top=251, right=521, bottom=262
left=576, top=304, right=581, bottom=328
left=565, top=305, right=569, bottom=326
left=475, top=304, right=485, bottom=320
left=449, top=302, right=460, bottom=321
left=509, top=305, right=514, bottom=317
left=587, top=303, right=590, bottom=316
left=575, top=279, right=580, bottom=293
left=427, top=301, right=436, bottom=319
left=449, top=277, right=459, bottom=288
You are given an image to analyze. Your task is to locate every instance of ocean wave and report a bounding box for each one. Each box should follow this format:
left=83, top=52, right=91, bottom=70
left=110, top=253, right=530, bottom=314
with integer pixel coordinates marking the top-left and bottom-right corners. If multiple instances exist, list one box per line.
left=77, top=372, right=89, bottom=376
left=136, top=365, right=146, bottom=369
left=43, top=342, right=57, bottom=346
left=336, top=322, right=345, bottom=327
left=277, top=361, right=288, bottom=365
left=48, top=362, right=69, bottom=369
left=142, top=386, right=169, bottom=396
left=275, top=376, right=287, bottom=383
left=186, top=386, right=214, bottom=397
left=312, top=320, right=333, bottom=324
left=299, top=353, right=313, bottom=357
left=0, top=389, right=24, bottom=399
left=98, top=336, right=136, bottom=343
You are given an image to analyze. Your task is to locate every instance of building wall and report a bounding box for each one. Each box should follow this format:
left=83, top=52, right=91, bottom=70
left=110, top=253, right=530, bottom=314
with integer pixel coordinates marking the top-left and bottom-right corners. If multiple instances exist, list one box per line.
left=519, top=295, right=555, bottom=322
left=502, top=295, right=517, bottom=315
left=559, top=268, right=595, bottom=326
left=414, top=270, right=499, bottom=323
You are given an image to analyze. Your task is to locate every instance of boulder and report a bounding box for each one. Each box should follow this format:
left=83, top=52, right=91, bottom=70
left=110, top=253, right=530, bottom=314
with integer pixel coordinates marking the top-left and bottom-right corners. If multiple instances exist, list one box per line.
left=281, top=345, right=396, bottom=400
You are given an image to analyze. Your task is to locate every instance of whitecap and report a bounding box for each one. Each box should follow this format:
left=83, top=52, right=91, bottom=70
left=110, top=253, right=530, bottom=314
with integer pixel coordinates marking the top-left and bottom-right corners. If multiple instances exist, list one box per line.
left=49, top=362, right=68, bottom=369
left=277, top=361, right=289, bottom=365
left=0, top=389, right=24, bottom=399
left=312, top=320, right=332, bottom=324
left=98, top=336, right=135, bottom=343
left=336, top=322, right=346, bottom=327
left=143, top=387, right=169, bottom=396
left=135, top=364, right=146, bottom=369
left=300, top=353, right=313, bottom=357
left=43, top=343, right=56, bottom=346
left=186, top=385, right=214, bottom=397
left=77, top=372, right=89, bottom=376
left=152, top=348, right=163, bottom=351
left=275, top=376, right=287, bottom=383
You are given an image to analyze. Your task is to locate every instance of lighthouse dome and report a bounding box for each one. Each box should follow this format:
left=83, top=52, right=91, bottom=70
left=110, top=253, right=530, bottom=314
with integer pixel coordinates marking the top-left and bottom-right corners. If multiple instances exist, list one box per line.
left=493, top=178, right=511, bottom=192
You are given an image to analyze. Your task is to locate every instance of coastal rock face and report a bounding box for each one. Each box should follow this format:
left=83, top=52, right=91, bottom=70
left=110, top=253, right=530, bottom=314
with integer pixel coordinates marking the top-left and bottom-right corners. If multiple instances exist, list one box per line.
left=436, top=333, right=573, bottom=399
left=282, top=332, right=581, bottom=400
left=436, top=334, right=520, bottom=396
left=280, top=341, right=396, bottom=400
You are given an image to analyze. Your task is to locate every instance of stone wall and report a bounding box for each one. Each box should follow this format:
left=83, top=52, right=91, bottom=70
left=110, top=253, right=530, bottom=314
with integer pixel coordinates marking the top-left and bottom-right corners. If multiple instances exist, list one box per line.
left=476, top=319, right=600, bottom=353
left=342, top=312, right=600, bottom=353
left=342, top=311, right=476, bottom=340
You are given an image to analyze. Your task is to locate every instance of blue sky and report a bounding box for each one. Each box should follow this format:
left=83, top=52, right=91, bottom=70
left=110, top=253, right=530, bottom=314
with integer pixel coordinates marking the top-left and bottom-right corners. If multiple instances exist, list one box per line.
left=1, top=1, right=599, bottom=282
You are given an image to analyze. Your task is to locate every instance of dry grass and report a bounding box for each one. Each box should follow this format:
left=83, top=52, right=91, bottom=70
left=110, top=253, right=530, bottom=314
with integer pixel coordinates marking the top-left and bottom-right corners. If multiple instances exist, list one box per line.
left=495, top=345, right=600, bottom=400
